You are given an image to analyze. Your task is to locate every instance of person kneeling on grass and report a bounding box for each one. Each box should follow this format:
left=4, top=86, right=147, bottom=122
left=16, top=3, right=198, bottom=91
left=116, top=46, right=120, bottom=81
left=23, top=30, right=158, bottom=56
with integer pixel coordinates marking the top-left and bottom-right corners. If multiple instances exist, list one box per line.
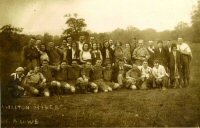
left=67, top=60, right=82, bottom=91
left=24, top=66, right=50, bottom=97
left=125, top=63, right=141, bottom=90
left=40, top=60, right=59, bottom=96
left=112, top=59, right=132, bottom=88
left=103, top=63, right=120, bottom=90
left=76, top=61, right=98, bottom=93
left=90, top=59, right=112, bottom=92
left=152, top=60, right=169, bottom=90
left=53, top=61, right=75, bottom=95
left=138, top=60, right=153, bottom=89
left=8, top=67, right=25, bottom=98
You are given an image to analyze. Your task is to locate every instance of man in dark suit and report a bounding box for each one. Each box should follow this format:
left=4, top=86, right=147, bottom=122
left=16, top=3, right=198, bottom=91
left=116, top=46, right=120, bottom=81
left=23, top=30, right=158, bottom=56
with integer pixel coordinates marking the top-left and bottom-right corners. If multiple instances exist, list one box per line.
left=67, top=42, right=80, bottom=65
left=101, top=41, right=114, bottom=66
left=112, top=59, right=132, bottom=87
left=154, top=40, right=168, bottom=70
left=169, top=43, right=182, bottom=88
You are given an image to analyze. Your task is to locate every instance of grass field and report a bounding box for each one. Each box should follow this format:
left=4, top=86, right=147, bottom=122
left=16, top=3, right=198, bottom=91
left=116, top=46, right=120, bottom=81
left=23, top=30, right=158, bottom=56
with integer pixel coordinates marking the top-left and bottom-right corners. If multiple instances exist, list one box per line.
left=1, top=43, right=200, bottom=127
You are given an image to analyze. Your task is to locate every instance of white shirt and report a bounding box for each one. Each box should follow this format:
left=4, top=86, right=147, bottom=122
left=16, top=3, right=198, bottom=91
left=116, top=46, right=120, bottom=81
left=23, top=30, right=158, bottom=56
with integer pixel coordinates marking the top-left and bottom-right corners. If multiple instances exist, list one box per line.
left=82, top=51, right=91, bottom=61
left=138, top=66, right=152, bottom=78
left=72, top=49, right=76, bottom=59
left=106, top=49, right=110, bottom=58
left=78, top=41, right=85, bottom=51
left=177, top=43, right=191, bottom=53
left=152, top=65, right=168, bottom=78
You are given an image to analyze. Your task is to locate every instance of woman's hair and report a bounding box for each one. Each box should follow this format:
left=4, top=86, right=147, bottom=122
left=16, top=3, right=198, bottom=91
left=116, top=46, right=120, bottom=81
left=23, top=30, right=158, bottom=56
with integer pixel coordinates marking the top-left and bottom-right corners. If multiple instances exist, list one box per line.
left=171, top=43, right=177, bottom=49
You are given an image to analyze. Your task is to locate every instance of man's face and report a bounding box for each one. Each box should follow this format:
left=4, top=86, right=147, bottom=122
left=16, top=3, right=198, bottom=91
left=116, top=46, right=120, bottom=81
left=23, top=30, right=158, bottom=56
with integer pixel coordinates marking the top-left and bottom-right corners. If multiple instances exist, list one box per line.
left=67, top=37, right=72, bottom=43
left=118, top=61, right=124, bottom=67
left=42, top=61, right=48, bottom=67
left=61, top=62, right=67, bottom=69
left=34, top=67, right=40, bottom=73
left=106, top=64, right=111, bottom=69
left=40, top=45, right=46, bottom=51
left=143, top=61, right=148, bottom=68
left=158, top=43, right=163, bottom=48
left=83, top=44, right=89, bottom=51
left=29, top=38, right=35, bottom=46
left=79, top=36, right=85, bottom=42
left=71, top=61, right=78, bottom=67
left=96, top=60, right=102, bottom=66
left=109, top=40, right=113, bottom=45
left=92, top=43, right=97, bottom=50
left=178, top=38, right=183, bottom=44
left=154, top=63, right=159, bottom=68
left=149, top=41, right=153, bottom=46
left=125, top=43, right=130, bottom=49
left=167, top=41, right=171, bottom=47
left=85, top=62, right=91, bottom=68
left=72, top=42, right=77, bottom=49
left=172, top=47, right=177, bottom=51
left=138, top=42, right=143, bottom=47
left=90, top=37, right=95, bottom=42
left=48, top=42, right=54, bottom=49
left=104, top=42, right=109, bottom=48
left=17, top=71, right=23, bottom=76
left=36, top=40, right=41, bottom=46
left=62, top=40, right=67, bottom=46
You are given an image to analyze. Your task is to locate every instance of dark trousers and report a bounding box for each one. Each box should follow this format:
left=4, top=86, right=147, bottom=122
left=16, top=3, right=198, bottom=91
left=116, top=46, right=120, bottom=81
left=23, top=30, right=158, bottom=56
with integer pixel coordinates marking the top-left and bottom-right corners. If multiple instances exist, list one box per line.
left=181, top=55, right=191, bottom=86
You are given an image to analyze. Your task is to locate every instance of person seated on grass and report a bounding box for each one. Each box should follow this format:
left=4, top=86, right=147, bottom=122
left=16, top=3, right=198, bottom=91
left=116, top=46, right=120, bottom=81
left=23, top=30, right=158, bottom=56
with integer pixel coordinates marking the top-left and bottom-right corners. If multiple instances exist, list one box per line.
left=152, top=60, right=169, bottom=90
left=53, top=61, right=75, bottom=95
left=112, top=59, right=132, bottom=88
left=67, top=60, right=82, bottom=90
left=137, top=60, right=153, bottom=89
left=90, top=59, right=112, bottom=92
left=24, top=66, right=50, bottom=97
left=40, top=60, right=59, bottom=96
left=8, top=67, right=25, bottom=98
left=76, top=61, right=98, bottom=93
left=125, top=63, right=141, bottom=90
left=103, top=63, right=120, bottom=90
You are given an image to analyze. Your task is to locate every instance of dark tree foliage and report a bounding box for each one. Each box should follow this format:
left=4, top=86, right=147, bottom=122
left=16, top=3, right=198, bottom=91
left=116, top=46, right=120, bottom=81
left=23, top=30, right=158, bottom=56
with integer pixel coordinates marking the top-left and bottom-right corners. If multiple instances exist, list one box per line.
left=62, top=13, right=89, bottom=41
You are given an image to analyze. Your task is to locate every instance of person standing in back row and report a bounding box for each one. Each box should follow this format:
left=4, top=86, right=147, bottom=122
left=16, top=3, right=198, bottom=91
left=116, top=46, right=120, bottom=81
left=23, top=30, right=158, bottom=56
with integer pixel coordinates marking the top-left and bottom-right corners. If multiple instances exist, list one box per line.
left=132, top=39, right=149, bottom=66
left=154, top=40, right=168, bottom=70
left=177, top=38, right=192, bottom=87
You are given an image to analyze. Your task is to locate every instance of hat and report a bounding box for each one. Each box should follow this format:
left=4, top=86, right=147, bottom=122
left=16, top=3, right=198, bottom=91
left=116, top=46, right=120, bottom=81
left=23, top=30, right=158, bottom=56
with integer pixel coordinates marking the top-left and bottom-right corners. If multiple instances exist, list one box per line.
left=16, top=67, right=24, bottom=72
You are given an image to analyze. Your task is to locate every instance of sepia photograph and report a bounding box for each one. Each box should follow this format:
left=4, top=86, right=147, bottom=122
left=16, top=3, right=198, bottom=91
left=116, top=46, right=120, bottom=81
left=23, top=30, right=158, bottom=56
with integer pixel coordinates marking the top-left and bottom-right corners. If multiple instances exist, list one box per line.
left=1, top=0, right=200, bottom=127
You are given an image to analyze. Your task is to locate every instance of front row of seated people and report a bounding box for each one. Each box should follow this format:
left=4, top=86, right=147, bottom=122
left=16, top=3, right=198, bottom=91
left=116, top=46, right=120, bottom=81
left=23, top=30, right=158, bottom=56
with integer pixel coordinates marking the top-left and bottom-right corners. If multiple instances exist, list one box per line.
left=9, top=57, right=172, bottom=98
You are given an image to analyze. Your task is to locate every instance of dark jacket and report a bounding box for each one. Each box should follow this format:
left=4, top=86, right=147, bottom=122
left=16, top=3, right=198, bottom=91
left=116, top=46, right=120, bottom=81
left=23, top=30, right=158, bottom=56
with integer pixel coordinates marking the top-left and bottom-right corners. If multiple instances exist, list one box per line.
left=169, top=51, right=182, bottom=80
left=154, top=47, right=168, bottom=68
left=67, top=48, right=80, bottom=65
left=101, top=47, right=114, bottom=64
left=112, top=64, right=132, bottom=83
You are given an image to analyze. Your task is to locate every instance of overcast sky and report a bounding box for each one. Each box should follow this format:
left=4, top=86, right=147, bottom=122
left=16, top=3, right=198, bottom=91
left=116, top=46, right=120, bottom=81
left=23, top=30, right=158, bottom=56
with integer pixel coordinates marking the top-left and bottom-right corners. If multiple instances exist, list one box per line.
left=0, top=0, right=197, bottom=35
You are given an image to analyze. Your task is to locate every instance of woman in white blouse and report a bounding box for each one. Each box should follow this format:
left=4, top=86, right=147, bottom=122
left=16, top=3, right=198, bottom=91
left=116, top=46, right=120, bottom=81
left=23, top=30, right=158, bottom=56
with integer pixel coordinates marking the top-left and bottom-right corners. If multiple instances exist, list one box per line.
left=80, top=43, right=92, bottom=64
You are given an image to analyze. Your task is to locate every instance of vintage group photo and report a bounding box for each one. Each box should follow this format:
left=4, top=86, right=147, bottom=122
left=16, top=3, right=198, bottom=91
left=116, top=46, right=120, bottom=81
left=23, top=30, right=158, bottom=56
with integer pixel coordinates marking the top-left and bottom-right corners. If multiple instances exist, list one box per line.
left=1, top=0, right=200, bottom=127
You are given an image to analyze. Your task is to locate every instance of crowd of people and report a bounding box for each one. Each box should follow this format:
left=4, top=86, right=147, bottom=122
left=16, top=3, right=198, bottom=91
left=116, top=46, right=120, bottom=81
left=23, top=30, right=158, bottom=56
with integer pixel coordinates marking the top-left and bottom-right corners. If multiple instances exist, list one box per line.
left=8, top=35, right=193, bottom=97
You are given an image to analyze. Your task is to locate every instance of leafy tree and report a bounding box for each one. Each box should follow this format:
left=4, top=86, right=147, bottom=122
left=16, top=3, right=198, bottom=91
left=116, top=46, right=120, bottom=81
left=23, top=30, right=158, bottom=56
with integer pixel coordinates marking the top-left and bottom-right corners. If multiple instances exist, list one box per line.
left=63, top=13, right=88, bottom=41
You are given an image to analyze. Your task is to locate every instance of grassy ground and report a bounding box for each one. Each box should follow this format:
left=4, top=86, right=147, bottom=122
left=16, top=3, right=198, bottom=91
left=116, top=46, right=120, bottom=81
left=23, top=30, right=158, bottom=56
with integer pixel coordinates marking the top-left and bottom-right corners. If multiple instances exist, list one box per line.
left=1, top=43, right=200, bottom=127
